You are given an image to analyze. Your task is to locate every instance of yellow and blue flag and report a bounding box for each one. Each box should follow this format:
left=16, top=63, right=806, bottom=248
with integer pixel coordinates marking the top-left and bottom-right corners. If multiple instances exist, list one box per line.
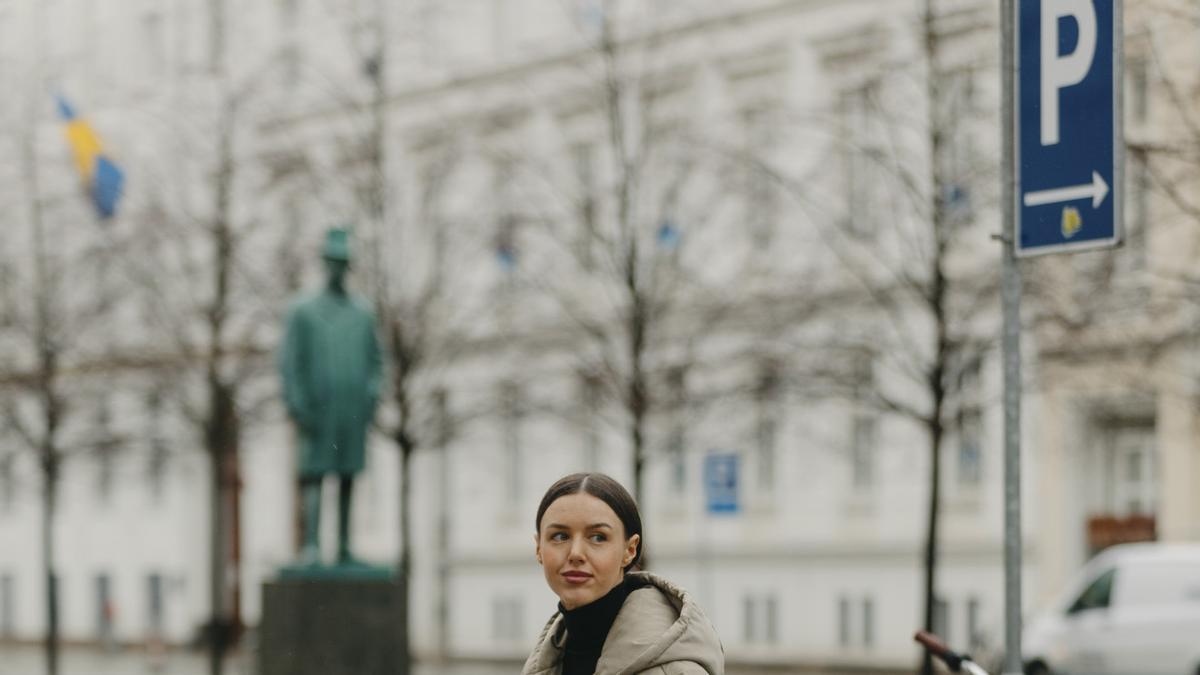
left=55, top=95, right=124, bottom=219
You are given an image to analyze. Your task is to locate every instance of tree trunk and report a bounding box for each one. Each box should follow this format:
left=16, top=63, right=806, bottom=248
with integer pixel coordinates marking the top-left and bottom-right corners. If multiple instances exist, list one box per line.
left=206, top=41, right=239, bottom=667
left=41, top=452, right=58, bottom=675
left=26, top=56, right=59, bottom=675
left=207, top=382, right=241, bottom=675
left=921, top=2, right=948, bottom=672
left=627, top=294, right=648, bottom=568
left=32, top=203, right=59, bottom=675
left=208, top=447, right=227, bottom=675
left=396, top=433, right=414, bottom=675
left=921, top=422, right=943, bottom=675
left=435, top=438, right=450, bottom=662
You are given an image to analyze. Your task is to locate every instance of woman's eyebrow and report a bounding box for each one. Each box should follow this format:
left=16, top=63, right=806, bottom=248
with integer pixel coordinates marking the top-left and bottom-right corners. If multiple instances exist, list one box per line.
left=545, top=522, right=613, bottom=530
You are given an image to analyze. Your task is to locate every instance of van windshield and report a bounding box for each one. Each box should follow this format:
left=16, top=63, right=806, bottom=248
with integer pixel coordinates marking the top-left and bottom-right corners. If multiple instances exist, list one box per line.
left=1068, top=568, right=1116, bottom=614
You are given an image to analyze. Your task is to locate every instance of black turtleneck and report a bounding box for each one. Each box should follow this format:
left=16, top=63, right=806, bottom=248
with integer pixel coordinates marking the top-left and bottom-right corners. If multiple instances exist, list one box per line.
left=558, top=576, right=645, bottom=675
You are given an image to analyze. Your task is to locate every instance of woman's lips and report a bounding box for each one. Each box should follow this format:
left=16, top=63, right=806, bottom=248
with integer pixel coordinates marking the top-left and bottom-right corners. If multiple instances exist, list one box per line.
left=562, top=572, right=592, bottom=585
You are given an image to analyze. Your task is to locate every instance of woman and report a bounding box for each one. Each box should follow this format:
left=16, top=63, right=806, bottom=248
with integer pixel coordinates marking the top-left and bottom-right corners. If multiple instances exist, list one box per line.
left=522, top=473, right=724, bottom=675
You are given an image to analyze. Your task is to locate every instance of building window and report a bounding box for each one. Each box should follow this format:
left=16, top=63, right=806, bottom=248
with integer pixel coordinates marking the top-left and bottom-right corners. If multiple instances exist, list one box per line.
left=848, top=349, right=875, bottom=402
left=281, top=43, right=301, bottom=88
left=147, top=442, right=168, bottom=506
left=0, top=260, right=15, bottom=328
left=279, top=0, right=300, bottom=29
left=1, top=573, right=13, bottom=638
left=862, top=596, right=875, bottom=647
left=146, top=573, right=164, bottom=639
left=937, top=69, right=977, bottom=224
left=766, top=596, right=778, bottom=644
left=840, top=82, right=883, bottom=237
left=492, top=158, right=519, bottom=273
left=96, top=573, right=114, bottom=643
left=1107, top=425, right=1156, bottom=517
left=421, top=151, right=455, bottom=277
left=742, top=595, right=756, bottom=642
left=837, top=595, right=851, bottom=646
left=0, top=453, right=14, bottom=514
left=1120, top=151, right=1150, bottom=276
left=966, top=596, right=982, bottom=651
left=49, top=574, right=62, bottom=627
left=933, top=597, right=950, bottom=645
left=742, top=105, right=778, bottom=248
left=754, top=363, right=782, bottom=494
left=742, top=593, right=778, bottom=644
left=500, top=381, right=524, bottom=505
left=142, top=9, right=166, bottom=80
left=1127, top=57, right=1149, bottom=125
left=570, top=142, right=597, bottom=269
left=957, top=409, right=982, bottom=486
left=146, top=389, right=168, bottom=504
left=578, top=372, right=602, bottom=469
left=665, top=367, right=687, bottom=496
left=491, top=595, right=523, bottom=641
left=850, top=414, right=877, bottom=489
left=956, top=356, right=983, bottom=486
left=573, top=0, right=606, bottom=35
left=495, top=216, right=519, bottom=274
left=432, top=388, right=451, bottom=450
left=94, top=401, right=119, bottom=506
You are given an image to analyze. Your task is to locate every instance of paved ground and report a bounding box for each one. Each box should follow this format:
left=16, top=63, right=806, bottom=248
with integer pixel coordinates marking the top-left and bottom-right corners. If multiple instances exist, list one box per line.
left=0, top=645, right=903, bottom=675
left=0, top=647, right=510, bottom=675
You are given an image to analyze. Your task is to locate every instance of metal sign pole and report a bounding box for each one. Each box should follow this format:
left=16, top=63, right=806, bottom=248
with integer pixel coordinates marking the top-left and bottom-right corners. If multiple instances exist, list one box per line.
left=999, top=1, right=1023, bottom=674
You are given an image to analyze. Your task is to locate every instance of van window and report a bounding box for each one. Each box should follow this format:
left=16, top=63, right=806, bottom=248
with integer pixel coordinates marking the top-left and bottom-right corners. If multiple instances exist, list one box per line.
left=1068, top=568, right=1116, bottom=614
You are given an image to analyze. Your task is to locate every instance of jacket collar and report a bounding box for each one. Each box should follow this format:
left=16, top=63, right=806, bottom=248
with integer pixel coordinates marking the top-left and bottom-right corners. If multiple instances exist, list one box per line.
left=521, top=571, right=724, bottom=675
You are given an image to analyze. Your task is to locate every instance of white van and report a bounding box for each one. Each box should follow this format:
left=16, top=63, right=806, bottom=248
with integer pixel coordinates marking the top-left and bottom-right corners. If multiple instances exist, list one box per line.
left=1023, top=543, right=1200, bottom=675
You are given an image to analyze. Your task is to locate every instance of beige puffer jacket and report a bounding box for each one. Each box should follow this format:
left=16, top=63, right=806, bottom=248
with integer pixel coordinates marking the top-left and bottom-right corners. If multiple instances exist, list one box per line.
left=521, top=571, right=724, bottom=675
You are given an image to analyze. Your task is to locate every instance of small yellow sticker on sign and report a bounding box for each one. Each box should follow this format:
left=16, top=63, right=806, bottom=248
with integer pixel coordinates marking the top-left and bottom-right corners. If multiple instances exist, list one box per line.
left=1061, top=206, right=1082, bottom=239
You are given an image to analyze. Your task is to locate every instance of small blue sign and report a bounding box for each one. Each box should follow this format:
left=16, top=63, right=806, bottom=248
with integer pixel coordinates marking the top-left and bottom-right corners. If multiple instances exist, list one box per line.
left=1016, top=0, right=1122, bottom=256
left=704, top=453, right=739, bottom=515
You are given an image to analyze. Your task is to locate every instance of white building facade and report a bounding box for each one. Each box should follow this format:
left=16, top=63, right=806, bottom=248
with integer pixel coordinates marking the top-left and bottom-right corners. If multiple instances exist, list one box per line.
left=2, top=0, right=1199, bottom=671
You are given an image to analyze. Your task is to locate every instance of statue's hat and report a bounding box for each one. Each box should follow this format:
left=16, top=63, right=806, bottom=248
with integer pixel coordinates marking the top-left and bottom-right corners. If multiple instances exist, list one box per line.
left=322, top=227, right=352, bottom=261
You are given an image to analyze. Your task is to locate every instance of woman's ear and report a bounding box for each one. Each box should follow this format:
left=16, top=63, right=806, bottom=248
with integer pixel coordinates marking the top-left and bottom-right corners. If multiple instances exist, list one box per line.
left=533, top=532, right=542, bottom=564
left=624, top=533, right=640, bottom=566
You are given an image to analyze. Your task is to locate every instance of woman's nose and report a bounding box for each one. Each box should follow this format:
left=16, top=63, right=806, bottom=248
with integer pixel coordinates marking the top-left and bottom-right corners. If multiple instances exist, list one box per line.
left=567, top=537, right=586, bottom=561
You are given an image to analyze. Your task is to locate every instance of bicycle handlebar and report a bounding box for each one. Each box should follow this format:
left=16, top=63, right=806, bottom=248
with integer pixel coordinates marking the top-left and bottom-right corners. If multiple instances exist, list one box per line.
left=914, top=630, right=964, bottom=672
left=915, top=630, right=952, bottom=656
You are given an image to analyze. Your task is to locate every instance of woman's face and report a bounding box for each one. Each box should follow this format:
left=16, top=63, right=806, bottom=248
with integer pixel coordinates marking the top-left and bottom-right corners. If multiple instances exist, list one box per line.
left=535, top=492, right=639, bottom=610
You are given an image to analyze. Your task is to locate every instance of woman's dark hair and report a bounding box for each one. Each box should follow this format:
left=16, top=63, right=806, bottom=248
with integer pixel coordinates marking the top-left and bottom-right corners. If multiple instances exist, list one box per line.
left=535, top=472, right=643, bottom=573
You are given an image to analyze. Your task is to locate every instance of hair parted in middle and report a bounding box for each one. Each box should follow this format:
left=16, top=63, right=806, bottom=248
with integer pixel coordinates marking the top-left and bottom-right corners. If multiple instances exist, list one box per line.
left=535, top=472, right=644, bottom=573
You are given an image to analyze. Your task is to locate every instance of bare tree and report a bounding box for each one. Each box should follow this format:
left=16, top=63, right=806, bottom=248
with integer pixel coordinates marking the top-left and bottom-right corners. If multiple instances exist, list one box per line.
left=114, top=4, right=296, bottom=673
left=0, top=102, right=125, bottom=675
left=753, top=4, right=1001, bottom=671
left=497, top=3, right=784, bottom=542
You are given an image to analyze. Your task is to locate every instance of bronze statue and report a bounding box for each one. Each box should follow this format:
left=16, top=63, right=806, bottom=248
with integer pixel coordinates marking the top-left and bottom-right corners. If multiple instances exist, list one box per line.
left=279, top=227, right=383, bottom=567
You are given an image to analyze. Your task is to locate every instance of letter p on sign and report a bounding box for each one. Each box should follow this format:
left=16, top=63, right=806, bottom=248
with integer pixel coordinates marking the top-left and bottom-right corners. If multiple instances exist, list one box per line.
left=1041, top=0, right=1096, bottom=146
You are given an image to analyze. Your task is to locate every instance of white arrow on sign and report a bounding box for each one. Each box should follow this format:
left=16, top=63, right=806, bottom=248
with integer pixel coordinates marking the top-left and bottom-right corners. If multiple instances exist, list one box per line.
left=1022, top=171, right=1109, bottom=209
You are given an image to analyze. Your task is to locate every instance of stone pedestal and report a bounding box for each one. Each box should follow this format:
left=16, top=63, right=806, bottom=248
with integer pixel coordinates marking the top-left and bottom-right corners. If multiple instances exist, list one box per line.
left=259, top=575, right=402, bottom=675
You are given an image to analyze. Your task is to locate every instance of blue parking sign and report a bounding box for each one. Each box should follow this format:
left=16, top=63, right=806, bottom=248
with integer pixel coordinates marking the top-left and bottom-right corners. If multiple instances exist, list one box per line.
left=704, top=453, right=739, bottom=515
left=1016, top=0, right=1122, bottom=256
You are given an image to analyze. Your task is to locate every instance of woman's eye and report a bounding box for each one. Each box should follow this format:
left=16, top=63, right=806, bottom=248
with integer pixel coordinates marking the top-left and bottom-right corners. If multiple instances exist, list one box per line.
left=550, top=532, right=568, bottom=542
left=590, top=534, right=607, bottom=543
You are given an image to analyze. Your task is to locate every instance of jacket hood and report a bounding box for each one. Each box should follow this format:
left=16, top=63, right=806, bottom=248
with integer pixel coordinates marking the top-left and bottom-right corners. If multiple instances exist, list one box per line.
left=522, top=571, right=724, bottom=675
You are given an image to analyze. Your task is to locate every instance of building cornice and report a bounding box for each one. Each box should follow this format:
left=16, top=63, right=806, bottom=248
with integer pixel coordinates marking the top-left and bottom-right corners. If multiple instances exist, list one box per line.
left=260, top=0, right=860, bottom=133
